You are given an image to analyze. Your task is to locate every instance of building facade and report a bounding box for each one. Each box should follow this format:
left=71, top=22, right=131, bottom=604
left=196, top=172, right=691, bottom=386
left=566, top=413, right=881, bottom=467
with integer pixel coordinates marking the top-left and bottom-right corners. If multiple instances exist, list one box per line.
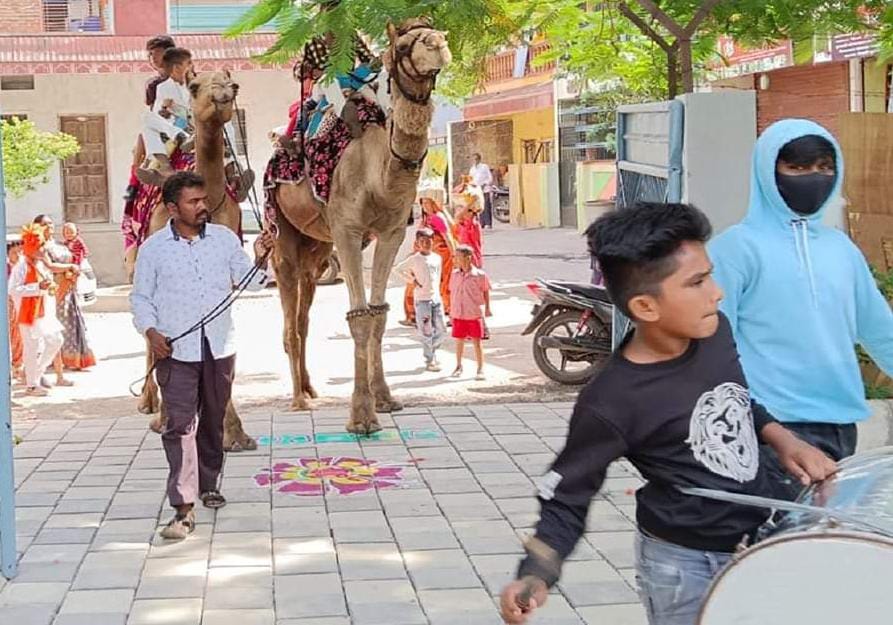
left=0, top=0, right=295, bottom=285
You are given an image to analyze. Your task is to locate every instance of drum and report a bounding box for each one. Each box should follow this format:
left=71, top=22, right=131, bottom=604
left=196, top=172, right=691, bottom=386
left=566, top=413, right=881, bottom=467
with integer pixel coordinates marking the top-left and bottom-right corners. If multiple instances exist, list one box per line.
left=698, top=446, right=893, bottom=625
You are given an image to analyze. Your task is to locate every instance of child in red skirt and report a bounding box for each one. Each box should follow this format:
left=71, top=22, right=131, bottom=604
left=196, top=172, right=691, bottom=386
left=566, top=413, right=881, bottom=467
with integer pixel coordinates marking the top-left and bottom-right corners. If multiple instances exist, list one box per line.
left=449, top=245, right=492, bottom=380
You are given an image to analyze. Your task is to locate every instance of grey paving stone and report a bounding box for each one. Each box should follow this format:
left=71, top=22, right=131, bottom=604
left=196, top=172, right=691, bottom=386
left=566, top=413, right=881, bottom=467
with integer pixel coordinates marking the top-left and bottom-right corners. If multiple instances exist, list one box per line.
left=128, top=598, right=203, bottom=625
left=206, top=566, right=272, bottom=589
left=21, top=543, right=88, bottom=564
left=271, top=507, right=329, bottom=538
left=446, top=433, right=501, bottom=452
left=216, top=514, right=272, bottom=533
left=54, top=614, right=128, bottom=625
left=0, top=604, right=56, bottom=625
left=452, top=520, right=523, bottom=555
left=343, top=580, right=426, bottom=625
left=273, top=537, right=337, bottom=575
left=378, top=490, right=440, bottom=517
left=202, top=609, right=274, bottom=625
left=274, top=574, right=347, bottom=619
left=275, top=619, right=350, bottom=625
left=493, top=498, right=539, bottom=529
left=137, top=576, right=207, bottom=599
left=585, top=531, right=636, bottom=569
left=59, top=589, right=134, bottom=614
left=420, top=468, right=482, bottom=494
left=339, top=543, right=406, bottom=581
left=0, top=582, right=70, bottom=607
left=13, top=561, right=80, bottom=583
left=470, top=554, right=523, bottom=595
left=15, top=493, right=61, bottom=507
left=44, top=513, right=103, bottom=529
left=403, top=549, right=482, bottom=589
left=210, top=532, right=272, bottom=567
left=34, top=528, right=96, bottom=544
left=417, top=588, right=502, bottom=625
left=53, top=500, right=109, bottom=514
left=460, top=450, right=518, bottom=474
left=558, top=561, right=638, bottom=608
left=73, top=550, right=148, bottom=590
left=494, top=434, right=550, bottom=455
left=434, top=493, right=502, bottom=522
left=329, top=510, right=392, bottom=543
left=148, top=525, right=212, bottom=559
left=389, top=515, right=459, bottom=551
left=407, top=447, right=463, bottom=469
left=323, top=490, right=382, bottom=513
left=576, top=603, right=647, bottom=625
left=204, top=586, right=274, bottom=610
left=476, top=472, right=535, bottom=499
left=523, top=595, right=585, bottom=624
left=584, top=501, right=636, bottom=533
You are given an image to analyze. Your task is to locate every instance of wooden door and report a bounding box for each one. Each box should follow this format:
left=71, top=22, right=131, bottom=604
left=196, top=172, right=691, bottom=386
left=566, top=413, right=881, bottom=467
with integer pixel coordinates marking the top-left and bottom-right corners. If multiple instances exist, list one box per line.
left=840, top=113, right=893, bottom=270
left=60, top=115, right=109, bottom=223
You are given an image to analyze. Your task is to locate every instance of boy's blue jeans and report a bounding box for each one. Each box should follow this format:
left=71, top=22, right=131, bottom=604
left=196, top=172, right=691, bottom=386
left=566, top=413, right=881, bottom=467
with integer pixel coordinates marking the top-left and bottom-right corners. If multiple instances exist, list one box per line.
left=414, top=300, right=445, bottom=364
left=634, top=531, right=733, bottom=625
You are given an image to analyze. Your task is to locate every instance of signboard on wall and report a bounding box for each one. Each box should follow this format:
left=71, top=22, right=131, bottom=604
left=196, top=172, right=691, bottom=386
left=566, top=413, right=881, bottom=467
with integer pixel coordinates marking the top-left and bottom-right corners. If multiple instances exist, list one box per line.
left=830, top=33, right=879, bottom=61
left=711, top=37, right=793, bottom=79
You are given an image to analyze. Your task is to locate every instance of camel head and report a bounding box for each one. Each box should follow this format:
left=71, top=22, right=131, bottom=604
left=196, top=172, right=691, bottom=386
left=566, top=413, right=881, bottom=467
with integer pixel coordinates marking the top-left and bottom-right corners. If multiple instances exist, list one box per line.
left=386, top=17, right=451, bottom=102
left=189, top=70, right=239, bottom=126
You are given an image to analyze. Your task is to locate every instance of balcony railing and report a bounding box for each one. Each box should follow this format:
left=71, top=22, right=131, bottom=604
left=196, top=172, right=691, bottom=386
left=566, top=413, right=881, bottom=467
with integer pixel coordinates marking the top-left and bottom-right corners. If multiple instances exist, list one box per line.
left=43, top=0, right=111, bottom=33
left=485, top=41, right=555, bottom=83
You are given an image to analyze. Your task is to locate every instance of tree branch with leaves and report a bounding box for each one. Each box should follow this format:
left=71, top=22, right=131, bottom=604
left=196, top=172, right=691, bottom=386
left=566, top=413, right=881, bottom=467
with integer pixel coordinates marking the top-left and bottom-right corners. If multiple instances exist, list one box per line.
left=1, top=117, right=79, bottom=199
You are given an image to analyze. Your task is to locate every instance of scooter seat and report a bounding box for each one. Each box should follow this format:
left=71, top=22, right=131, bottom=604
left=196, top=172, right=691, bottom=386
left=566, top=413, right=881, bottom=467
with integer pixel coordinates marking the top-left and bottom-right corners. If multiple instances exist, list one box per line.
left=549, top=281, right=613, bottom=304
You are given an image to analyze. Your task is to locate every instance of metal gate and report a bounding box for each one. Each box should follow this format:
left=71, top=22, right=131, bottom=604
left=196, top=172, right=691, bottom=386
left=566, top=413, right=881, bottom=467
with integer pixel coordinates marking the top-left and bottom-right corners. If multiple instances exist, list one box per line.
left=612, top=100, right=685, bottom=348
left=558, top=102, right=616, bottom=228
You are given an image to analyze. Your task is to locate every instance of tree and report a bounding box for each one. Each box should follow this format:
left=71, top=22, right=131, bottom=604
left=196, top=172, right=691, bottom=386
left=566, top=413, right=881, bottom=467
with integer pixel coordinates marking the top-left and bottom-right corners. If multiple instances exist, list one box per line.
left=1, top=117, right=79, bottom=199
left=539, top=1, right=893, bottom=99
left=228, top=0, right=538, bottom=99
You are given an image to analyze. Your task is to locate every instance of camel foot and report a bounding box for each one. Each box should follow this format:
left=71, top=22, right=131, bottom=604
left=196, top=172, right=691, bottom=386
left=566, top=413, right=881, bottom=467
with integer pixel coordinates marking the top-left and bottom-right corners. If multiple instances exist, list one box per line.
left=290, top=395, right=312, bottom=412
left=148, top=414, right=165, bottom=434
left=345, top=419, right=383, bottom=436
left=375, top=398, right=404, bottom=413
left=224, top=431, right=257, bottom=453
left=303, top=384, right=319, bottom=400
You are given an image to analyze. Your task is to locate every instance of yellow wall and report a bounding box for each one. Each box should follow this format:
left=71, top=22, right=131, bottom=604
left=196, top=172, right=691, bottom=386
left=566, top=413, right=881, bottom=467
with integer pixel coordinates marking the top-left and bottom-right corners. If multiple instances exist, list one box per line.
left=509, top=107, right=555, bottom=164
left=864, top=58, right=890, bottom=113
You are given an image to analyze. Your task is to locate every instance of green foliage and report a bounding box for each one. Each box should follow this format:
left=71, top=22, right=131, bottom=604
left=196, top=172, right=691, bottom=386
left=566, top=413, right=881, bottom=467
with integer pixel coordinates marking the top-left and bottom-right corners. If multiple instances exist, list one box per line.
left=228, top=0, right=536, bottom=99
left=860, top=265, right=893, bottom=398
left=1, top=117, right=80, bottom=199
left=538, top=1, right=893, bottom=100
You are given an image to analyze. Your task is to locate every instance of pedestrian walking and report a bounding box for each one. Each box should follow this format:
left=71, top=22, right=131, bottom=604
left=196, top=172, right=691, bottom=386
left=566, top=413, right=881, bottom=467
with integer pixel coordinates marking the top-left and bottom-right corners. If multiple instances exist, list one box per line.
left=7, top=234, right=24, bottom=382
left=130, top=171, right=274, bottom=540
left=709, top=119, right=893, bottom=499
left=449, top=245, right=491, bottom=380
left=499, top=202, right=836, bottom=625
left=394, top=229, right=446, bottom=372
left=10, top=224, right=64, bottom=397
left=469, top=153, right=494, bottom=228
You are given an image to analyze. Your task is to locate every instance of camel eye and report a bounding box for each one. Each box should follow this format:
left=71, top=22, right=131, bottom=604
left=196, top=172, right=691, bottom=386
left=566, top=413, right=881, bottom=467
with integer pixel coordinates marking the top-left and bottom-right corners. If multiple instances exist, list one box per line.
left=396, top=41, right=410, bottom=53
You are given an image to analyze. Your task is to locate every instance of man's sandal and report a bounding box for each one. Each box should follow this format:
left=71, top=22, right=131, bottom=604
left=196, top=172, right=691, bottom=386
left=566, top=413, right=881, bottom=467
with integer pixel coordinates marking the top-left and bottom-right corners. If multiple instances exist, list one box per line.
left=160, top=510, right=195, bottom=540
left=200, top=491, right=227, bottom=509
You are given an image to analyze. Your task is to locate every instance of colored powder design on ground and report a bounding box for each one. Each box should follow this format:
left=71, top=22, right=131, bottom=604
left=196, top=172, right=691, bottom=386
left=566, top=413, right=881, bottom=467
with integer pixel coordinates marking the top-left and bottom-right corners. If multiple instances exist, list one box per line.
left=254, top=456, right=405, bottom=496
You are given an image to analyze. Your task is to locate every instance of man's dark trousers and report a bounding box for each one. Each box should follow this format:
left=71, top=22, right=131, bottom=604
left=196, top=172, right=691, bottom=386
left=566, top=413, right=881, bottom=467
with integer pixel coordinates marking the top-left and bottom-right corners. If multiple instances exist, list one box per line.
left=157, top=338, right=235, bottom=507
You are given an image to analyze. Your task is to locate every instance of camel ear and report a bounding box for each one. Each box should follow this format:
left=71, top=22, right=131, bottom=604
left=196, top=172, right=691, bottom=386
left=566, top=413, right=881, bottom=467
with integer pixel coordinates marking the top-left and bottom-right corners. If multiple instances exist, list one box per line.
left=189, top=80, right=201, bottom=99
left=223, top=68, right=232, bottom=79
left=387, top=22, right=398, bottom=45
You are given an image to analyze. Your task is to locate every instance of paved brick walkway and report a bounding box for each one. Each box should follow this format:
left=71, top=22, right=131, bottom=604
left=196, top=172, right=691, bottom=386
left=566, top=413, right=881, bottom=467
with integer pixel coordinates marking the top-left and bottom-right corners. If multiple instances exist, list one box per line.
left=2, top=403, right=647, bottom=625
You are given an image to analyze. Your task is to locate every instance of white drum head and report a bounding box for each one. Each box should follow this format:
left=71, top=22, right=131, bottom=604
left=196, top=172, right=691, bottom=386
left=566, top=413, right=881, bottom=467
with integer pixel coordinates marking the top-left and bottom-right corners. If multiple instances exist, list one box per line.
left=699, top=532, right=893, bottom=625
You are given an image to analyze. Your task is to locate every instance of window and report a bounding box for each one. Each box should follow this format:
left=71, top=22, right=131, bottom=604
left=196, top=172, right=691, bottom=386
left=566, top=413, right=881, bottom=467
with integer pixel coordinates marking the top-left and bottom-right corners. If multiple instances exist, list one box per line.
left=1, top=76, right=35, bottom=91
left=169, top=0, right=273, bottom=33
left=43, top=0, right=110, bottom=33
left=522, top=139, right=553, bottom=164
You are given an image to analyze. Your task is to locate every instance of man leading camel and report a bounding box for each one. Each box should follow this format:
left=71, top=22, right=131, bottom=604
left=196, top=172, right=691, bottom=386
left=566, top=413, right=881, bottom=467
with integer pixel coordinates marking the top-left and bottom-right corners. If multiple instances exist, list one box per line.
left=131, top=172, right=274, bottom=539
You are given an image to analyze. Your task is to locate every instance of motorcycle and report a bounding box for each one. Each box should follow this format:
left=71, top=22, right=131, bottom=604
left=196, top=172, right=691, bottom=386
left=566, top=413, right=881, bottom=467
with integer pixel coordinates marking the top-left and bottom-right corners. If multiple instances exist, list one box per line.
left=491, top=185, right=510, bottom=223
left=522, top=279, right=614, bottom=385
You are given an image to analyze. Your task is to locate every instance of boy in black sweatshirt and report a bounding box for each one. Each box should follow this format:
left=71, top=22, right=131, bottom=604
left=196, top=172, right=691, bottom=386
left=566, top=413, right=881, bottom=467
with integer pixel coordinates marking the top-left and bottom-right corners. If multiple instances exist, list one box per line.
left=499, top=203, right=837, bottom=625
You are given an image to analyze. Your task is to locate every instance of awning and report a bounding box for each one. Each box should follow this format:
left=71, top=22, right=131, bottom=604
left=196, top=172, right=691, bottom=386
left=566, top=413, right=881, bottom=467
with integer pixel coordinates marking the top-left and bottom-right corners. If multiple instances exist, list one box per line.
left=463, top=81, right=553, bottom=120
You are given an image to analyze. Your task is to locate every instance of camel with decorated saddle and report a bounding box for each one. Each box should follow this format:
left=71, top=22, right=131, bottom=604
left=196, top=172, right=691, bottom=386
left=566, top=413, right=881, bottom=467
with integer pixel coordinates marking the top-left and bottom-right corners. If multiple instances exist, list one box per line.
left=266, top=18, right=451, bottom=434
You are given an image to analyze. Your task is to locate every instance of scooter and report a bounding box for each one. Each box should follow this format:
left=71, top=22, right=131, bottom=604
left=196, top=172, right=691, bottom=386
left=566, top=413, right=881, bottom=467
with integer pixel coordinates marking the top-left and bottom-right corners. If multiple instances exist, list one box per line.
left=522, top=279, right=614, bottom=385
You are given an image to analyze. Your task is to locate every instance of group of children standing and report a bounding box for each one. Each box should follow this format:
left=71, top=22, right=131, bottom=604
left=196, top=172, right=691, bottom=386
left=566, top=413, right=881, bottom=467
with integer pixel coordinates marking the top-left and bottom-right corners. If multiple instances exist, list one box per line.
left=395, top=194, right=490, bottom=379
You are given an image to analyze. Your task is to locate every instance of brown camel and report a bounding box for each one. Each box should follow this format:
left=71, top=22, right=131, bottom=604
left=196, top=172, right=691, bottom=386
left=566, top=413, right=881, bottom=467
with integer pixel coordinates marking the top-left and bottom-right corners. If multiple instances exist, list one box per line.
left=273, top=19, right=451, bottom=433
left=136, top=70, right=257, bottom=451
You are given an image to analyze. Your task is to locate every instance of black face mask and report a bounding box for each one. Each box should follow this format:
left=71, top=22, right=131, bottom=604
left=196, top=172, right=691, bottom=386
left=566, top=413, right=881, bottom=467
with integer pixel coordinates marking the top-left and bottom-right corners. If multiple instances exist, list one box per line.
left=775, top=173, right=835, bottom=216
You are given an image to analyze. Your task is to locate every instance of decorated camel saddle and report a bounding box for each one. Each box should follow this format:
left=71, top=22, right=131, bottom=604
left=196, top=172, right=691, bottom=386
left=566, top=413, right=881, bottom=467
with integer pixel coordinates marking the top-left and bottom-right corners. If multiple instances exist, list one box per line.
left=263, top=37, right=386, bottom=242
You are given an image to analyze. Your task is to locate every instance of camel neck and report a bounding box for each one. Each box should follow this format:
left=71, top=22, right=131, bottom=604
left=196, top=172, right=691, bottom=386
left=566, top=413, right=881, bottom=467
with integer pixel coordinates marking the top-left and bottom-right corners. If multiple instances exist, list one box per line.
left=193, top=121, right=228, bottom=220
left=388, top=93, right=433, bottom=177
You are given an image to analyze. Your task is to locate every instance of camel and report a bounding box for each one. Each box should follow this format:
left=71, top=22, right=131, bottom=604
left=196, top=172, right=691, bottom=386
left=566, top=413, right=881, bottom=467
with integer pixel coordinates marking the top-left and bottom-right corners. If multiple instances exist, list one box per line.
left=136, top=70, right=257, bottom=451
left=272, top=18, right=451, bottom=434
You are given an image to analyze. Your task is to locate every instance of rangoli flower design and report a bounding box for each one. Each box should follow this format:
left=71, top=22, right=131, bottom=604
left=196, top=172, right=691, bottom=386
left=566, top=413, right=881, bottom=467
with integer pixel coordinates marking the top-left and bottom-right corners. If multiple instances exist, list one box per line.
left=254, top=456, right=404, bottom=496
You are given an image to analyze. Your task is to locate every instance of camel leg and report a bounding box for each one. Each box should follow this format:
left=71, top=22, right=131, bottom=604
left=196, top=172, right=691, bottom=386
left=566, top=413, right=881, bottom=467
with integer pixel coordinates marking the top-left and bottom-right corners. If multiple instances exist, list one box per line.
left=334, top=228, right=380, bottom=435
left=223, top=399, right=255, bottom=452
left=368, top=227, right=406, bottom=413
left=297, top=266, right=322, bottom=400
left=140, top=344, right=162, bottom=417
left=273, top=224, right=313, bottom=411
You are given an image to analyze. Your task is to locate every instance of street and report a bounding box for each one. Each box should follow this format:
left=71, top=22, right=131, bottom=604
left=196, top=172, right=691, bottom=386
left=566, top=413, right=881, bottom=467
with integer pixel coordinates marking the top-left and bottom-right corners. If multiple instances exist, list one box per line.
left=11, top=225, right=592, bottom=422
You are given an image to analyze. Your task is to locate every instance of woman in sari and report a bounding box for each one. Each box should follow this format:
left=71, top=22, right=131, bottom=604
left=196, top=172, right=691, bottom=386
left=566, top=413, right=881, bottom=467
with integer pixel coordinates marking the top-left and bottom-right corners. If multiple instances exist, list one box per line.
left=420, top=197, right=456, bottom=315
left=7, top=235, right=24, bottom=381
left=33, top=215, right=96, bottom=374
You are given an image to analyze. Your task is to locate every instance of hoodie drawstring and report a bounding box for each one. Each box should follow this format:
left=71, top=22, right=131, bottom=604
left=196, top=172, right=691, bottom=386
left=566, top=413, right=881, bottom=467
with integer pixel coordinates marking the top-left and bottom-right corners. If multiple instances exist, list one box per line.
left=791, top=219, right=818, bottom=306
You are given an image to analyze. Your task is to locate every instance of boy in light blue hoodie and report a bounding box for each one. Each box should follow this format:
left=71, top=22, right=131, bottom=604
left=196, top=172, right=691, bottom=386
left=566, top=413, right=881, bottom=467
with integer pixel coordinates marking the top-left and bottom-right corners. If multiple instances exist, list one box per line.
left=709, top=119, right=893, bottom=498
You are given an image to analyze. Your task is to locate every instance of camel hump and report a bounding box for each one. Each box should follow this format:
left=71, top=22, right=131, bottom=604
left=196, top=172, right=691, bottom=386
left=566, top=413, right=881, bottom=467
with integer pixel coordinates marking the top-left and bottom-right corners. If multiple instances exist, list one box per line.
left=275, top=182, right=334, bottom=243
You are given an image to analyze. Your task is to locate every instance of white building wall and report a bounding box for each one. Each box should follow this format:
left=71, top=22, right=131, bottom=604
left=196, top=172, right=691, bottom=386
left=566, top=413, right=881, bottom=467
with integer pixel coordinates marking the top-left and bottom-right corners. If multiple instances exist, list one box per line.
left=1, top=68, right=295, bottom=284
